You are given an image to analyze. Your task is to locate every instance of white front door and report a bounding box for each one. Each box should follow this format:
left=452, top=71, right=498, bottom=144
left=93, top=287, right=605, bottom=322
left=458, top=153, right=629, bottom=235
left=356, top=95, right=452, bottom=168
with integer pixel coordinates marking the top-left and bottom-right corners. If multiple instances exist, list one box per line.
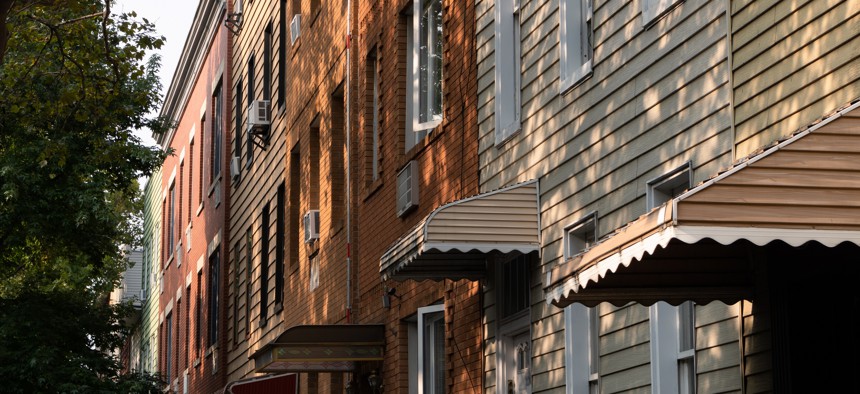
left=505, top=330, right=531, bottom=394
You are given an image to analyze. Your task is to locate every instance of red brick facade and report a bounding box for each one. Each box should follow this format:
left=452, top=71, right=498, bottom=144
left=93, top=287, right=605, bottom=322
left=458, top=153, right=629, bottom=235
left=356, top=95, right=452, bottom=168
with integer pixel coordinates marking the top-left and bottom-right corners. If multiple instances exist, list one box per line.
left=156, top=2, right=231, bottom=392
left=352, top=0, right=481, bottom=392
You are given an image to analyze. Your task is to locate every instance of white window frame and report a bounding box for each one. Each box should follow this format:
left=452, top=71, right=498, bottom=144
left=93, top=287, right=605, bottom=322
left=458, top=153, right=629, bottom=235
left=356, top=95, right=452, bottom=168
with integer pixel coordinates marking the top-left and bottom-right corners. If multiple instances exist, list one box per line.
left=559, top=0, right=594, bottom=94
left=407, top=0, right=444, bottom=150
left=494, top=0, right=522, bottom=145
left=565, top=303, right=599, bottom=394
left=650, top=301, right=696, bottom=394
left=646, top=162, right=691, bottom=209
left=563, top=212, right=598, bottom=260
left=417, top=304, right=445, bottom=394
left=641, top=0, right=682, bottom=28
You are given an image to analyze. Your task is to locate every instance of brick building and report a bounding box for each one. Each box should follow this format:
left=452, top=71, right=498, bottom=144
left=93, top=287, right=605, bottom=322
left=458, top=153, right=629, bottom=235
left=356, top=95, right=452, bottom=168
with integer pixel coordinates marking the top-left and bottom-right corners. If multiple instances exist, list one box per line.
left=155, top=1, right=232, bottom=392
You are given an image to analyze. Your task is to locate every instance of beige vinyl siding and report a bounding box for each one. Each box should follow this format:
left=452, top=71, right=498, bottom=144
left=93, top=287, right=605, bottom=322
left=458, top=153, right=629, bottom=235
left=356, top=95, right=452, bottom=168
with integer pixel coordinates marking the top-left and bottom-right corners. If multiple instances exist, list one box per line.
left=695, top=302, right=742, bottom=394
left=742, top=300, right=772, bottom=393
left=732, top=0, right=860, bottom=158
left=477, top=0, right=733, bottom=391
left=597, top=303, right=651, bottom=393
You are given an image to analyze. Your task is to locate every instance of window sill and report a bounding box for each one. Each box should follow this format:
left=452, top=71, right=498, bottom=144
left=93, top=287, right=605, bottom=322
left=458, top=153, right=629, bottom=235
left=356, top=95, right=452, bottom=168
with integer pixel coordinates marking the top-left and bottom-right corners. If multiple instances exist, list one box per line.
left=193, top=358, right=200, bottom=368
left=208, top=176, right=222, bottom=197
left=559, top=69, right=592, bottom=97
left=196, top=202, right=204, bottom=217
left=274, top=303, right=283, bottom=314
left=400, top=121, right=445, bottom=169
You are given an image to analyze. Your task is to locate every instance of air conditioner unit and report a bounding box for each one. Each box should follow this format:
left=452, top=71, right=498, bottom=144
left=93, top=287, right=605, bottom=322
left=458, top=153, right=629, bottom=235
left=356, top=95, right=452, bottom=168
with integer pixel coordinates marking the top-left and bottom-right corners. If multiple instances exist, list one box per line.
left=230, top=156, right=241, bottom=182
left=247, top=100, right=271, bottom=133
left=290, top=14, right=301, bottom=45
left=397, top=160, right=419, bottom=217
left=303, top=209, right=320, bottom=243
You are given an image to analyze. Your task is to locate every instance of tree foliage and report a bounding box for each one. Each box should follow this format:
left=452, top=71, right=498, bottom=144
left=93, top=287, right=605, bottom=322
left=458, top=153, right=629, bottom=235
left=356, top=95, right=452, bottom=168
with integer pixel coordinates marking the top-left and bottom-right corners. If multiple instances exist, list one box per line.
left=0, top=0, right=167, bottom=391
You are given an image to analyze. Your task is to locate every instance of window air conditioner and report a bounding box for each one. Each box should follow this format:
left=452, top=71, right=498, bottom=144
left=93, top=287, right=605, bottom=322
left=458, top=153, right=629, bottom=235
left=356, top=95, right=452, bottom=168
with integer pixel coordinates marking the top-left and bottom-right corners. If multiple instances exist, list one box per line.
left=290, top=14, right=301, bottom=46
left=247, top=100, right=271, bottom=133
left=397, top=160, right=419, bottom=217
left=230, top=156, right=241, bottom=182
left=303, top=209, right=320, bottom=243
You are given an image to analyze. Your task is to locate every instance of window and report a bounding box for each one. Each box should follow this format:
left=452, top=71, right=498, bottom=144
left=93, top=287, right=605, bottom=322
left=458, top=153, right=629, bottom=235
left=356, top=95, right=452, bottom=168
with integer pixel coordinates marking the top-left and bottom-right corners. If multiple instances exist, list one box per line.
left=559, top=0, right=593, bottom=93
left=647, top=163, right=691, bottom=209
left=414, top=304, right=445, bottom=394
left=260, top=203, right=270, bottom=324
left=310, top=0, right=319, bottom=18
left=235, top=78, right=243, bottom=165
left=641, top=0, right=682, bottom=27
left=331, top=87, right=345, bottom=226
left=501, top=254, right=530, bottom=319
left=178, top=162, right=184, bottom=242
left=310, top=117, right=320, bottom=209
left=246, top=55, right=255, bottom=166
left=199, top=116, right=205, bottom=204
left=563, top=212, right=597, bottom=259
left=279, top=0, right=287, bottom=109
left=185, top=286, right=190, bottom=363
left=168, top=182, right=176, bottom=255
left=406, top=0, right=443, bottom=149
left=141, top=244, right=149, bottom=299
left=275, top=183, right=285, bottom=306
left=208, top=249, right=220, bottom=347
left=264, top=23, right=272, bottom=102
left=164, top=313, right=173, bottom=384
left=212, top=83, right=223, bottom=181
left=189, top=140, right=194, bottom=217
left=289, top=147, right=300, bottom=272
left=650, top=301, right=696, bottom=394
left=232, top=241, right=241, bottom=345
left=564, top=303, right=599, bottom=394
left=366, top=50, right=380, bottom=181
left=645, top=164, right=695, bottom=394
left=494, top=0, right=522, bottom=144
left=196, top=271, right=202, bottom=351
left=245, top=228, right=252, bottom=335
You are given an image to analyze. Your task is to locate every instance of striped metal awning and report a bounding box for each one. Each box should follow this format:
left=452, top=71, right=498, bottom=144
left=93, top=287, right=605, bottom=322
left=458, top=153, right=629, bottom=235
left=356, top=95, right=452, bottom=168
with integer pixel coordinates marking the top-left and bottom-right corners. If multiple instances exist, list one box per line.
left=380, top=180, right=541, bottom=281
left=251, top=325, right=385, bottom=373
left=545, top=103, right=860, bottom=307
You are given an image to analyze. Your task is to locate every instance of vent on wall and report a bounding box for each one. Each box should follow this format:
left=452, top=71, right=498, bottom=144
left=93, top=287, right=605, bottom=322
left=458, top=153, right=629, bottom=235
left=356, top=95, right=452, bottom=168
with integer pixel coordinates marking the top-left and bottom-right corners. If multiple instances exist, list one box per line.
left=397, top=160, right=418, bottom=217
left=290, top=14, right=301, bottom=45
left=303, top=209, right=320, bottom=243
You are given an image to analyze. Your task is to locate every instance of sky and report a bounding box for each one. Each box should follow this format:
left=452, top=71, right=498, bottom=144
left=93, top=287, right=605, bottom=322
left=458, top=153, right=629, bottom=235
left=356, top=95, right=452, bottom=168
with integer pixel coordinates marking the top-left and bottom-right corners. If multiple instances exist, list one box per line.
left=114, top=0, right=198, bottom=149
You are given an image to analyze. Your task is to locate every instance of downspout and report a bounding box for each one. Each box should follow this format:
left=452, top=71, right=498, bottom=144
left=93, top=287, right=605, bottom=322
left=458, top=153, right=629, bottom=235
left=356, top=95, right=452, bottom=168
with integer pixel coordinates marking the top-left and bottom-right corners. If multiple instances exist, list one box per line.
left=345, top=0, right=352, bottom=323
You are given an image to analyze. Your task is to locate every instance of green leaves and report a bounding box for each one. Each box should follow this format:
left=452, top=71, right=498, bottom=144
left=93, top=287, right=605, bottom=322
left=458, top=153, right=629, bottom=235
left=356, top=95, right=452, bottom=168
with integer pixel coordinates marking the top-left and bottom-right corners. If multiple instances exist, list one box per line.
left=0, top=1, right=166, bottom=391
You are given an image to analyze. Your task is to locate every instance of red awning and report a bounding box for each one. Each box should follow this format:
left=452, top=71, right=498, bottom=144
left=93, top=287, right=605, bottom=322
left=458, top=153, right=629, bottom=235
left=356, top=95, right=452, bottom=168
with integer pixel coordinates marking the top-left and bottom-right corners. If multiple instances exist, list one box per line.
left=225, top=373, right=297, bottom=394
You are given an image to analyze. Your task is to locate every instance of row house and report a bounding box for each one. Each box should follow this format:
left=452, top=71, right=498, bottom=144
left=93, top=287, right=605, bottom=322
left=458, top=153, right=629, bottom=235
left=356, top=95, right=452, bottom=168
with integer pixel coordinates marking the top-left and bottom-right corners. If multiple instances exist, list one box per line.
left=130, top=0, right=858, bottom=392
left=154, top=0, right=232, bottom=392
left=139, top=167, right=163, bottom=376
left=477, top=0, right=860, bottom=393
left=117, top=169, right=162, bottom=376
left=224, top=0, right=352, bottom=392
left=356, top=0, right=484, bottom=393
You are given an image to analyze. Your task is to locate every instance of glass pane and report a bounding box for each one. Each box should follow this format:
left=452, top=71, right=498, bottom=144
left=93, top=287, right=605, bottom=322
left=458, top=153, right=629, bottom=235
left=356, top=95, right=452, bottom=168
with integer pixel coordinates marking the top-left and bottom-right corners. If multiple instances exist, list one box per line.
left=678, top=301, right=694, bottom=351
left=434, top=317, right=446, bottom=393
left=678, top=358, right=695, bottom=394
left=419, top=0, right=443, bottom=123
